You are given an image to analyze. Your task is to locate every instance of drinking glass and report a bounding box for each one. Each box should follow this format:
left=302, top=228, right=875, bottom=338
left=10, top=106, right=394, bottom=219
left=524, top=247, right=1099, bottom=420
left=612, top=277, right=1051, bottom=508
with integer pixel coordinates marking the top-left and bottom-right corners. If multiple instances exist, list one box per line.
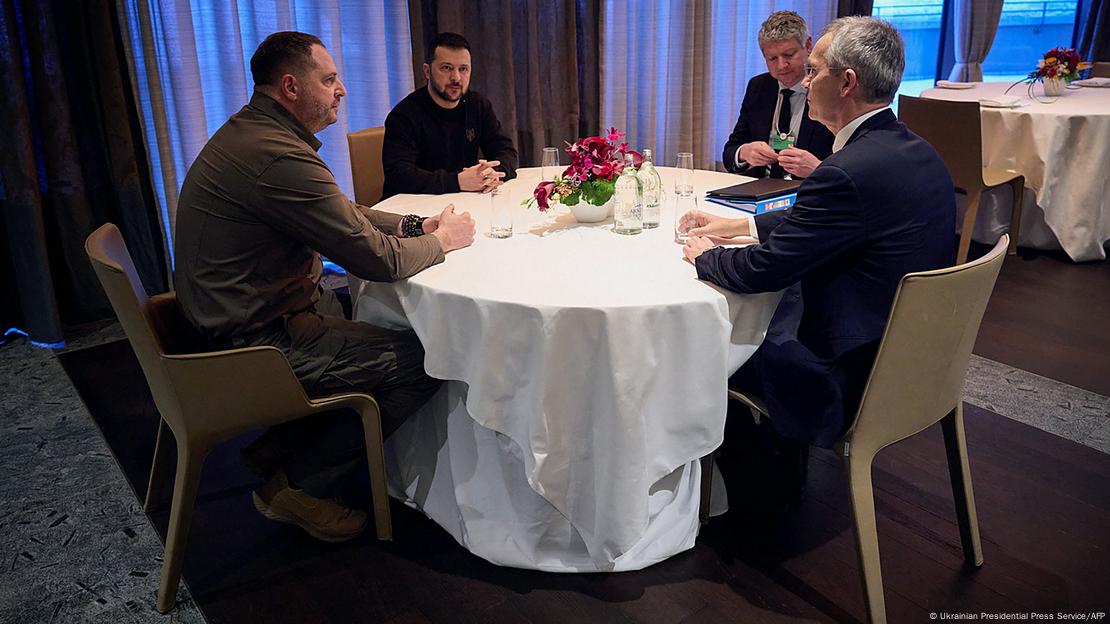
left=675, top=152, right=694, bottom=196
left=674, top=193, right=697, bottom=244
left=541, top=147, right=560, bottom=181
left=490, top=188, right=512, bottom=238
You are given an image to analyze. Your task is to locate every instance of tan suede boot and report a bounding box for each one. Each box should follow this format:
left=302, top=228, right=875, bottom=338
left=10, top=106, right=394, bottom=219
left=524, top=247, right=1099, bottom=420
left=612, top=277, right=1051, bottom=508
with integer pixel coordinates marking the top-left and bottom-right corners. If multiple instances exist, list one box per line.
left=252, top=470, right=367, bottom=543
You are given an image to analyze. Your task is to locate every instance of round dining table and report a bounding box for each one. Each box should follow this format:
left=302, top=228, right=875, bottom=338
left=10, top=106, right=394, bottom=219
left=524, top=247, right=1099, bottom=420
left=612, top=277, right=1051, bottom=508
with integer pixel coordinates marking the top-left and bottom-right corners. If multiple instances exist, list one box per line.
left=920, top=81, right=1110, bottom=262
left=352, top=167, right=782, bottom=572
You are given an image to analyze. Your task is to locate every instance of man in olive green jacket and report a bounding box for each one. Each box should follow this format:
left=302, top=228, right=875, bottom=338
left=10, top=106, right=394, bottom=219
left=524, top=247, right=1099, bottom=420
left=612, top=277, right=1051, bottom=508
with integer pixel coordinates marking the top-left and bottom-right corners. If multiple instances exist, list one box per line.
left=174, top=31, right=475, bottom=542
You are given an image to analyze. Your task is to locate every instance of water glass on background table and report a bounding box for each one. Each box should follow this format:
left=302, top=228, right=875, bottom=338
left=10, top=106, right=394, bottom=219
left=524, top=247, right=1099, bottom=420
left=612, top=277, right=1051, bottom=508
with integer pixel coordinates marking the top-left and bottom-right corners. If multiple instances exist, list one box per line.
left=541, top=147, right=560, bottom=181
left=675, top=152, right=694, bottom=196
left=490, top=188, right=512, bottom=238
left=674, top=193, right=697, bottom=244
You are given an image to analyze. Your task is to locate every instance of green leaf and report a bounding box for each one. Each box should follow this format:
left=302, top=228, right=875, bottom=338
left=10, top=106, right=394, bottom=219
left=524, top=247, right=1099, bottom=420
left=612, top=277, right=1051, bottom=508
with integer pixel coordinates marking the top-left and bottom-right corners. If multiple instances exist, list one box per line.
left=581, top=179, right=615, bottom=206
left=562, top=191, right=581, bottom=206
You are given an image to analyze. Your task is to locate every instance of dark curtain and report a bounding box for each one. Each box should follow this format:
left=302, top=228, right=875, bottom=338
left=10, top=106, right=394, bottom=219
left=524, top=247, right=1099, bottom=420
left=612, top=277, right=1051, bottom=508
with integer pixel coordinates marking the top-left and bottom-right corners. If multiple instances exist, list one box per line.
left=0, top=0, right=167, bottom=346
left=1078, top=0, right=1110, bottom=62
left=837, top=0, right=874, bottom=17
left=407, top=0, right=600, bottom=167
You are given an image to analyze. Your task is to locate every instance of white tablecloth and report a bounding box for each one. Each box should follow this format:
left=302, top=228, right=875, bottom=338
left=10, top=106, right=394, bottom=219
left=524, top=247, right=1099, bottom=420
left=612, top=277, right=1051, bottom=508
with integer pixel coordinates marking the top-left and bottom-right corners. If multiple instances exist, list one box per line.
left=921, top=81, right=1110, bottom=261
left=354, top=167, right=782, bottom=571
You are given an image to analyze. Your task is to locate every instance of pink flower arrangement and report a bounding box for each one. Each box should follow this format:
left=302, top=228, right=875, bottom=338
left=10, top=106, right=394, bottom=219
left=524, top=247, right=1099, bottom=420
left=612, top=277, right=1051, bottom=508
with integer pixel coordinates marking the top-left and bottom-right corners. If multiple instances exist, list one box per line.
left=527, top=128, right=642, bottom=212
left=1030, top=47, right=1091, bottom=82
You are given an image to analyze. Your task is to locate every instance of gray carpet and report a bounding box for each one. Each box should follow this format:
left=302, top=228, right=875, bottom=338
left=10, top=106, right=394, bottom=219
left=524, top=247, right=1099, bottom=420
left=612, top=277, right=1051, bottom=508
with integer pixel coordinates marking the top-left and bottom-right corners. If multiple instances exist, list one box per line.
left=0, top=323, right=204, bottom=624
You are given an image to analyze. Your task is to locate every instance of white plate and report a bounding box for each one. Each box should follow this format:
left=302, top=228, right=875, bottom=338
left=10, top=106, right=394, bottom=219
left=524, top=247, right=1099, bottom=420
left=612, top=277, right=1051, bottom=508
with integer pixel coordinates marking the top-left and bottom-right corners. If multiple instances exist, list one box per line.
left=979, top=96, right=1024, bottom=108
left=1072, top=77, right=1110, bottom=88
left=936, top=80, right=978, bottom=90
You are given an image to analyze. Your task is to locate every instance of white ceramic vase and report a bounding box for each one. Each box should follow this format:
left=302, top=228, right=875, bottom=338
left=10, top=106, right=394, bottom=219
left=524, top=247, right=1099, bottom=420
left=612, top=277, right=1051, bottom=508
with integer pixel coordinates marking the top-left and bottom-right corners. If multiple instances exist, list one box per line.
left=567, top=198, right=613, bottom=223
left=1042, top=76, right=1064, bottom=97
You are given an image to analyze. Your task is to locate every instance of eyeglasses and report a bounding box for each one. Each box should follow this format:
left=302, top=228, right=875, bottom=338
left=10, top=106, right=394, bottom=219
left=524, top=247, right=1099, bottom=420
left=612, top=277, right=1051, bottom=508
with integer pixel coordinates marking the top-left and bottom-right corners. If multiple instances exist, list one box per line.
left=803, top=63, right=846, bottom=78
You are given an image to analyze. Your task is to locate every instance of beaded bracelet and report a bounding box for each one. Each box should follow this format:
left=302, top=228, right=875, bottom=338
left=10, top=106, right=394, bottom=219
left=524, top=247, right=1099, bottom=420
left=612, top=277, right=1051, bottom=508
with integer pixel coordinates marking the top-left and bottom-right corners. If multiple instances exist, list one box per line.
left=400, top=214, right=427, bottom=238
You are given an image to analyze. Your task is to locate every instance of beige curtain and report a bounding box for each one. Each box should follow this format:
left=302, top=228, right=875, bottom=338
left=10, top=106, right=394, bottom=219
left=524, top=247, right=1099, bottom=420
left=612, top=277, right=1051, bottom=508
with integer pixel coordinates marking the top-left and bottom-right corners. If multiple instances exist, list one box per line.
left=600, top=1, right=835, bottom=171
left=948, top=0, right=1004, bottom=82
left=408, top=0, right=600, bottom=167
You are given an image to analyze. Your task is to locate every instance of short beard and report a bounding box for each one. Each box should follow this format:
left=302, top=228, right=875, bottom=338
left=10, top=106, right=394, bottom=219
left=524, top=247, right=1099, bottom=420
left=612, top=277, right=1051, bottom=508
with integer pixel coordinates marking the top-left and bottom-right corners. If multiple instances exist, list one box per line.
left=432, top=81, right=465, bottom=103
left=297, top=98, right=334, bottom=134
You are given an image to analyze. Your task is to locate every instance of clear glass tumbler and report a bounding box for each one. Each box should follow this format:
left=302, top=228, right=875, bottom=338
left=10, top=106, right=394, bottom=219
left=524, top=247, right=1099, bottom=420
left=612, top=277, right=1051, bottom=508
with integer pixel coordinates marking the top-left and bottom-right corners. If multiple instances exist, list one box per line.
left=674, top=193, right=697, bottom=244
left=490, top=188, right=512, bottom=238
left=541, top=147, right=560, bottom=181
left=675, top=152, right=694, bottom=196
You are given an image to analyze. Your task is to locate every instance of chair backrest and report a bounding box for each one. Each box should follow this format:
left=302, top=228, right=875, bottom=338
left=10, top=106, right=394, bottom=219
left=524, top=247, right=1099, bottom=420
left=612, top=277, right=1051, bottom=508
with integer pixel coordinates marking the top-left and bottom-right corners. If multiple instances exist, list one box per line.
left=348, top=126, right=386, bottom=207
left=897, top=94, right=983, bottom=194
left=1092, top=62, right=1110, bottom=78
left=85, top=224, right=185, bottom=425
left=845, top=235, right=1008, bottom=455
left=86, top=224, right=310, bottom=445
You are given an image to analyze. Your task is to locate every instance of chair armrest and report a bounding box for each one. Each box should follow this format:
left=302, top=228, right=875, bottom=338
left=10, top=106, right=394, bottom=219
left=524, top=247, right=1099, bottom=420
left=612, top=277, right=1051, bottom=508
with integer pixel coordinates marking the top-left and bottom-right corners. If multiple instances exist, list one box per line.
left=160, top=346, right=315, bottom=440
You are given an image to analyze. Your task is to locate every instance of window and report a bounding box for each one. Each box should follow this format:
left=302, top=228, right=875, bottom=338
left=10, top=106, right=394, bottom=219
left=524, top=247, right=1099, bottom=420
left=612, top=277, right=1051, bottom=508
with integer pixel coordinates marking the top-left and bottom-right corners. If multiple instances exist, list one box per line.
left=872, top=0, right=945, bottom=105
left=982, top=1, right=1080, bottom=83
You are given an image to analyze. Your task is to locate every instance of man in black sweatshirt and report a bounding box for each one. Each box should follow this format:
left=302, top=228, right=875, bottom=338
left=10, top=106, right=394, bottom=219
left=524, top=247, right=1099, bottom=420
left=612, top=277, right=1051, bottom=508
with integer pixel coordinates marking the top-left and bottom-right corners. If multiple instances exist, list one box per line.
left=382, top=32, right=518, bottom=198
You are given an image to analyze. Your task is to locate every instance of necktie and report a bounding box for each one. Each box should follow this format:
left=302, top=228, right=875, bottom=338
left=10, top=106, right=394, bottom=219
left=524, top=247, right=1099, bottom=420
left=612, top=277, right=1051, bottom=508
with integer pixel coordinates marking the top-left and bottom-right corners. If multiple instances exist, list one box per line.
left=778, top=88, right=794, bottom=135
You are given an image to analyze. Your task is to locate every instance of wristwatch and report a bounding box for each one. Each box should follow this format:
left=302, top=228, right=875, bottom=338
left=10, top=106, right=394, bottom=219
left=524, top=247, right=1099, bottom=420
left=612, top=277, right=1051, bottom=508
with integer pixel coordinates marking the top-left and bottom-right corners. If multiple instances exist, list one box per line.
left=400, top=214, right=428, bottom=238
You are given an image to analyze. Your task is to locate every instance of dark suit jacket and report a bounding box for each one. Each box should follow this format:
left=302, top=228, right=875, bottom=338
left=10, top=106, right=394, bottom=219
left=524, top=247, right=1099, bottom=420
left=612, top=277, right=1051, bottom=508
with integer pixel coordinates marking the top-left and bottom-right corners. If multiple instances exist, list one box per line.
left=698, top=109, right=956, bottom=447
left=722, top=72, right=834, bottom=178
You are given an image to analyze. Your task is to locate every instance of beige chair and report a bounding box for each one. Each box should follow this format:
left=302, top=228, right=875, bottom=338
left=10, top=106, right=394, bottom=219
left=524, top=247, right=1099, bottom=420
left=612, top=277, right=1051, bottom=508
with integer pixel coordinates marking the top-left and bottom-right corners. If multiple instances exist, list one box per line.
left=347, top=126, right=386, bottom=207
left=346, top=126, right=387, bottom=301
left=711, top=235, right=1008, bottom=624
left=1092, top=62, right=1110, bottom=78
left=85, top=223, right=392, bottom=613
left=899, top=94, right=1024, bottom=263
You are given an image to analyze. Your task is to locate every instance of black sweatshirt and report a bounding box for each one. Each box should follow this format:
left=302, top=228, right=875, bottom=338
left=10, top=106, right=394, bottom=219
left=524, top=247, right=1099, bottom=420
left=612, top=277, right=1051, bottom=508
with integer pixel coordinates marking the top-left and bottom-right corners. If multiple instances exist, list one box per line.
left=381, top=87, right=519, bottom=197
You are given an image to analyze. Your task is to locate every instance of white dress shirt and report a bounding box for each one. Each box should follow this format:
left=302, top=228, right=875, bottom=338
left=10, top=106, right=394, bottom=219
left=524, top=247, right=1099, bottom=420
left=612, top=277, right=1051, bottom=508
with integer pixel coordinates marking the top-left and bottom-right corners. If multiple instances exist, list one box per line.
left=733, top=78, right=808, bottom=170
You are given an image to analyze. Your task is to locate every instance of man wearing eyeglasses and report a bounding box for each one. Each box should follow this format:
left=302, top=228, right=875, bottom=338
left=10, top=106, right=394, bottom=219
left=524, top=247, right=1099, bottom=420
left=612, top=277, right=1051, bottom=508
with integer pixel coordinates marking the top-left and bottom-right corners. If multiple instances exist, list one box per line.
left=683, top=17, right=955, bottom=500
left=722, top=11, right=834, bottom=179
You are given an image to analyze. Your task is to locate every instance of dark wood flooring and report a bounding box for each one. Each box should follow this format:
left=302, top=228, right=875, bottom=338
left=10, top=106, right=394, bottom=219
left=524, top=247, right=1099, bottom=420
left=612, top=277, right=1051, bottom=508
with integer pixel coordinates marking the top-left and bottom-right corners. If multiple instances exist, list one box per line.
left=972, top=243, right=1110, bottom=396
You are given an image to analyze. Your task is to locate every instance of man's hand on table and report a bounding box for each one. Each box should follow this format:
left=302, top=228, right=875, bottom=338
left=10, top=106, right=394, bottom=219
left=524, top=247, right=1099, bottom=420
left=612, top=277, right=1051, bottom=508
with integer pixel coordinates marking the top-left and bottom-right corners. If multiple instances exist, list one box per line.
left=421, top=214, right=440, bottom=234
left=778, top=147, right=820, bottom=178
left=683, top=236, right=718, bottom=264
left=739, top=141, right=779, bottom=167
left=679, top=210, right=759, bottom=263
left=680, top=210, right=751, bottom=242
left=430, top=204, right=476, bottom=252
left=458, top=159, right=505, bottom=193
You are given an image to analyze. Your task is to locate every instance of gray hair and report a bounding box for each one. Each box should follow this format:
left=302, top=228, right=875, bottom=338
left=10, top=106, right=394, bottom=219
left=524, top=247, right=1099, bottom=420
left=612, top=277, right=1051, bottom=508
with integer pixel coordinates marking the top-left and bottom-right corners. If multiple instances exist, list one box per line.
left=820, top=16, right=905, bottom=104
left=757, top=11, right=808, bottom=49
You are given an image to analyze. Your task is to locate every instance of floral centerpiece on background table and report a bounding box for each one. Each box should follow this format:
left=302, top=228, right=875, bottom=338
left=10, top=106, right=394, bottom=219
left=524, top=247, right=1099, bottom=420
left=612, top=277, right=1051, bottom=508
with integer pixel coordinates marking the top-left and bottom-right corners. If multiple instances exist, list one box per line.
left=1010, top=47, right=1091, bottom=98
left=526, top=128, right=642, bottom=222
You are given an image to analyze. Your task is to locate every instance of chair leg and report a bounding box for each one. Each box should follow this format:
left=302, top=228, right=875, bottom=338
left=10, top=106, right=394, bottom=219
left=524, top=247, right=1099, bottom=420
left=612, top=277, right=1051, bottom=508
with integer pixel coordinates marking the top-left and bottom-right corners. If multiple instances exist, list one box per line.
left=360, top=400, right=393, bottom=541
left=1006, top=177, right=1024, bottom=255
left=940, top=403, right=984, bottom=567
left=957, top=189, right=982, bottom=264
left=156, top=445, right=207, bottom=614
left=848, top=449, right=887, bottom=624
left=144, top=419, right=173, bottom=512
left=698, top=455, right=713, bottom=525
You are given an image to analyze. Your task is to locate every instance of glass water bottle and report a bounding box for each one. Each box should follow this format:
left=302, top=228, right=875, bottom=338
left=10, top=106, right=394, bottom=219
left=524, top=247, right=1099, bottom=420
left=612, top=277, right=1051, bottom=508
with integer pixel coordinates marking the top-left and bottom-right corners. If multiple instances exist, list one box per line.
left=613, top=154, right=643, bottom=235
left=636, top=148, right=662, bottom=229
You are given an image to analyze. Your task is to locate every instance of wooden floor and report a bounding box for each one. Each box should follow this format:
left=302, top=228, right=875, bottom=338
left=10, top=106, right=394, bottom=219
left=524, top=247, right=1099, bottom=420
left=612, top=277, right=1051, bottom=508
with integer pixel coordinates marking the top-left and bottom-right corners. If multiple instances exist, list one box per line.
left=60, top=246, right=1110, bottom=623
left=973, top=244, right=1110, bottom=396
